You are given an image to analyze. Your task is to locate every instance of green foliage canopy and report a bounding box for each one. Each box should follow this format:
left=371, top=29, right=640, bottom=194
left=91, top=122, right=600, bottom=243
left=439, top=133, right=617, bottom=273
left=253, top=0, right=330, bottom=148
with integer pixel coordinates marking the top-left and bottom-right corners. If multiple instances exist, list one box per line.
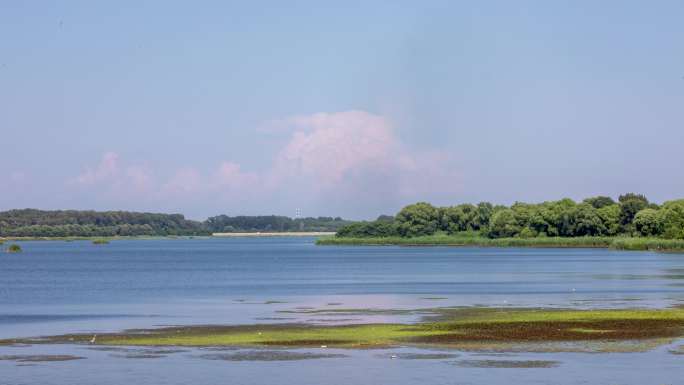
left=336, top=193, right=684, bottom=240
left=395, top=202, right=440, bottom=237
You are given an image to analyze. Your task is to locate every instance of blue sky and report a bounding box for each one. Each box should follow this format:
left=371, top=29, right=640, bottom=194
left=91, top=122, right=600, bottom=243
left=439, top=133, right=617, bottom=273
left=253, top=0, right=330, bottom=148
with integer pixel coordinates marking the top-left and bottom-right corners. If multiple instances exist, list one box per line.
left=1, top=1, right=683, bottom=219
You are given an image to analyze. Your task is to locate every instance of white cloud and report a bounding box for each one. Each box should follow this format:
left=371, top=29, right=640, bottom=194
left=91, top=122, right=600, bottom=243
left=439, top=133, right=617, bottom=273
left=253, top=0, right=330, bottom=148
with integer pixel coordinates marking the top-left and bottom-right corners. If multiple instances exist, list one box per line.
left=69, top=111, right=461, bottom=216
left=75, top=151, right=120, bottom=185
left=269, top=110, right=460, bottom=199
left=272, top=110, right=398, bottom=186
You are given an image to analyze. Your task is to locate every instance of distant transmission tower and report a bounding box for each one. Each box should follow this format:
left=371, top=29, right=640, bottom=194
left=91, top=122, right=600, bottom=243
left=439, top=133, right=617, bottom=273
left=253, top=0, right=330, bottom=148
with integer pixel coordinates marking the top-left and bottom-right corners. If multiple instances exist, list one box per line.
left=295, top=208, right=302, bottom=219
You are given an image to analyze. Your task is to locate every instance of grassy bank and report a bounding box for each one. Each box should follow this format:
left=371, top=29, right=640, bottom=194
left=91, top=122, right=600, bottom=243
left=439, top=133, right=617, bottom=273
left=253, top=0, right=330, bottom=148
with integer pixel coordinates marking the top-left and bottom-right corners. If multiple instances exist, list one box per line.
left=13, top=307, right=684, bottom=352
left=316, top=235, right=684, bottom=251
left=610, top=237, right=684, bottom=251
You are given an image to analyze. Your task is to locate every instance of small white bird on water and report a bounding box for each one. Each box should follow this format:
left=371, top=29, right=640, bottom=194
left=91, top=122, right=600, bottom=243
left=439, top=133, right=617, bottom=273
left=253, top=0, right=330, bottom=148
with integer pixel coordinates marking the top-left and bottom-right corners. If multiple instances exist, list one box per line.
left=90, top=334, right=97, bottom=344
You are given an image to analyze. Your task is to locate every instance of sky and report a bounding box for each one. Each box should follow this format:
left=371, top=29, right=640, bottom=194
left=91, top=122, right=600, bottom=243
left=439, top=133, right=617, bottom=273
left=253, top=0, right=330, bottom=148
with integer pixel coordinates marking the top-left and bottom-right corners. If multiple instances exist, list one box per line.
left=1, top=1, right=683, bottom=220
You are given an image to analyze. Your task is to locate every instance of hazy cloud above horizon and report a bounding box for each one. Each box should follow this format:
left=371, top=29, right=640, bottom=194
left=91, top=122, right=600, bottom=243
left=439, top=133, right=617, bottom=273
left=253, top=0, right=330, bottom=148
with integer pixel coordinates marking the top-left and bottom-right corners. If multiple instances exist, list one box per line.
left=1, top=1, right=683, bottom=219
left=66, top=110, right=460, bottom=218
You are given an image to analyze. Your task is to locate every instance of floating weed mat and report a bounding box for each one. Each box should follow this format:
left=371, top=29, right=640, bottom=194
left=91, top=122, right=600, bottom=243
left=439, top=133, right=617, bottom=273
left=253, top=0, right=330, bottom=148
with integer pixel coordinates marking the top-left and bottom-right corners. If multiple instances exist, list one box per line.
left=0, top=355, right=84, bottom=363
left=454, top=359, right=560, bottom=368
left=197, top=350, right=347, bottom=361
left=7, top=307, right=684, bottom=353
left=87, top=346, right=189, bottom=359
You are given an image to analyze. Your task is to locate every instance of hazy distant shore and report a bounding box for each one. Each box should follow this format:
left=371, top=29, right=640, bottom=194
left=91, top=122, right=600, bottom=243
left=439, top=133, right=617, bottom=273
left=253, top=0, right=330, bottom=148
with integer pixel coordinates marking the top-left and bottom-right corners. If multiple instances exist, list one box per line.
left=1, top=233, right=334, bottom=241
left=213, top=232, right=336, bottom=237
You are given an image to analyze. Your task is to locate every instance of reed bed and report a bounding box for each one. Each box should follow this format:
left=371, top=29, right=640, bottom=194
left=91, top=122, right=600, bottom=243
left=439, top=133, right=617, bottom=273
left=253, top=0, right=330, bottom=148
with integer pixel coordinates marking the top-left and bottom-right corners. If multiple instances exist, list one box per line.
left=317, top=235, right=684, bottom=252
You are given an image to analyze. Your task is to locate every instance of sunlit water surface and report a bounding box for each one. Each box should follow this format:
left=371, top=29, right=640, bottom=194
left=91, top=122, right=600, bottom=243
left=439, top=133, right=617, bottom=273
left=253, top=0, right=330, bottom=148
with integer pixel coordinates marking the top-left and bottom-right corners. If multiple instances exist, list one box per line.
left=1, top=238, right=683, bottom=384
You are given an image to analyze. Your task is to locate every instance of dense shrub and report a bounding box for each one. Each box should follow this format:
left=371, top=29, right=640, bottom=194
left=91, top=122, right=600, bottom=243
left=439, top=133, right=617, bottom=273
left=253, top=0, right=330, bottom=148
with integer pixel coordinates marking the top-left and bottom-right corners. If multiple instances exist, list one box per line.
left=336, top=193, right=684, bottom=240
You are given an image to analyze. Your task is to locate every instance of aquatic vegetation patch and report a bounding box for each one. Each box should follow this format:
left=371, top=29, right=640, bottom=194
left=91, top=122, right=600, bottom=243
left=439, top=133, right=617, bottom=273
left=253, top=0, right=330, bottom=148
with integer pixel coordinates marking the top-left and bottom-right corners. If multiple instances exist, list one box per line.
left=0, top=354, right=84, bottom=362
left=375, top=352, right=459, bottom=360
left=110, top=353, right=165, bottom=359
left=198, top=350, right=347, bottom=361
left=88, top=346, right=189, bottom=359
left=6, top=244, right=22, bottom=253
left=454, top=359, right=560, bottom=368
left=9, top=308, right=684, bottom=353
left=87, top=346, right=132, bottom=352
left=92, top=239, right=110, bottom=245
left=197, top=346, right=241, bottom=352
left=411, top=318, right=682, bottom=344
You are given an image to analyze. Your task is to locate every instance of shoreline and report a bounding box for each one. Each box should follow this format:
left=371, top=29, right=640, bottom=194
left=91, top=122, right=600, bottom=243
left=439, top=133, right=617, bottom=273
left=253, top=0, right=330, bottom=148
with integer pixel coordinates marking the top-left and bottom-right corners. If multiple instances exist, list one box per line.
left=213, top=232, right=336, bottom=237
left=0, top=233, right=332, bottom=242
left=316, top=235, right=684, bottom=252
left=0, top=235, right=210, bottom=242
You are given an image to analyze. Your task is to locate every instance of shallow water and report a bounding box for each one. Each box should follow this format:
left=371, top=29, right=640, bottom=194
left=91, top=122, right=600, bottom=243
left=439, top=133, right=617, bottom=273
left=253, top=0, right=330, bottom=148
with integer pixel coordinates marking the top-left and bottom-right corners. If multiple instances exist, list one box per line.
left=1, top=237, right=683, bottom=384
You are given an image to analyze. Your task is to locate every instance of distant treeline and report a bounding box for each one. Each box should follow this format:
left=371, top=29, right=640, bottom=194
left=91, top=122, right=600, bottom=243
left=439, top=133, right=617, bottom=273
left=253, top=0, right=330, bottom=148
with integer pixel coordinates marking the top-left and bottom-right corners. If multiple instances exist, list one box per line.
left=336, top=194, right=684, bottom=240
left=0, top=209, right=352, bottom=237
left=205, top=215, right=350, bottom=233
left=0, top=209, right=207, bottom=237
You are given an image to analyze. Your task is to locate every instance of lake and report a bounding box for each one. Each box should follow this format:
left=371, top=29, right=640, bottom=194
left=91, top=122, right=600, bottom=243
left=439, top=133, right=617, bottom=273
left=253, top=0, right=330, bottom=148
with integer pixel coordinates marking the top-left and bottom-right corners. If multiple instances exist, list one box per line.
left=1, top=237, right=683, bottom=384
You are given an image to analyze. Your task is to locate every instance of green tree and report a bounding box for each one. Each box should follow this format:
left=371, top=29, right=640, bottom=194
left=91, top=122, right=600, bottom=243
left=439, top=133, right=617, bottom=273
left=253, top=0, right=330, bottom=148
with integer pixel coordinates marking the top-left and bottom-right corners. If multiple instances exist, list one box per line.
left=570, top=203, right=605, bottom=236
left=596, top=204, right=621, bottom=236
left=395, top=202, right=440, bottom=237
left=536, top=199, right=576, bottom=236
left=583, top=196, right=616, bottom=209
left=657, top=200, right=684, bottom=239
left=472, top=202, right=494, bottom=231
left=440, top=204, right=477, bottom=233
left=633, top=208, right=663, bottom=236
left=511, top=202, right=535, bottom=229
left=487, top=209, right=521, bottom=238
left=376, top=215, right=395, bottom=222
left=518, top=227, right=536, bottom=238
left=336, top=221, right=398, bottom=237
left=618, top=193, right=649, bottom=231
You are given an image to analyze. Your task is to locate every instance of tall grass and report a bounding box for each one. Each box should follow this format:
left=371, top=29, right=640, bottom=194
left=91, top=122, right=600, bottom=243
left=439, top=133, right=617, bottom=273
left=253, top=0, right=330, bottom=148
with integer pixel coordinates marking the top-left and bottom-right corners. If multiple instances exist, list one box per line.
left=610, top=237, right=684, bottom=251
left=316, top=235, right=684, bottom=252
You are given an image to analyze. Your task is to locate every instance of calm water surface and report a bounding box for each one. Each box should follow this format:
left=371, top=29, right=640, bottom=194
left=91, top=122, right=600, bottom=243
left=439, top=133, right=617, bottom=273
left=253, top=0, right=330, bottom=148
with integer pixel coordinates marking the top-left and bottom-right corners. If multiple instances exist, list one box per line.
left=1, top=238, right=683, bottom=384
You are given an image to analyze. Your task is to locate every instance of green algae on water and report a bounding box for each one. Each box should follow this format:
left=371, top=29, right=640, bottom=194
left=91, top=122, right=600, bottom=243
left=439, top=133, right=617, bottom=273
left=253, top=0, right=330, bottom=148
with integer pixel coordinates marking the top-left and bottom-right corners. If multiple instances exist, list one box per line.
left=0, top=355, right=84, bottom=362
left=454, top=359, right=560, bottom=368
left=11, top=307, right=684, bottom=353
